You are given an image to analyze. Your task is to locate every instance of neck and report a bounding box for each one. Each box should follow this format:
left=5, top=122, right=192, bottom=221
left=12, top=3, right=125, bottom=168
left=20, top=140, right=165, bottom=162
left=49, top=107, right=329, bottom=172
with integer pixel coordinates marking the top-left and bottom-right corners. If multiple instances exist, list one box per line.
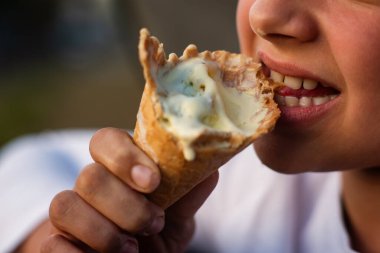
left=342, top=168, right=380, bottom=253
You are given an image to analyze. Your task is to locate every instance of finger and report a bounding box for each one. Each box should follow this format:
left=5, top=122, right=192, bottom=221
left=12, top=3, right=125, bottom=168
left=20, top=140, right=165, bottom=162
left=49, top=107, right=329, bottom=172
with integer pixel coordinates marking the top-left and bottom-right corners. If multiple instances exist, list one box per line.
left=49, top=227, right=95, bottom=252
left=159, top=172, right=219, bottom=249
left=89, top=127, right=160, bottom=193
left=168, top=171, right=219, bottom=219
left=49, top=190, right=138, bottom=253
left=75, top=163, right=165, bottom=234
left=41, top=234, right=85, bottom=253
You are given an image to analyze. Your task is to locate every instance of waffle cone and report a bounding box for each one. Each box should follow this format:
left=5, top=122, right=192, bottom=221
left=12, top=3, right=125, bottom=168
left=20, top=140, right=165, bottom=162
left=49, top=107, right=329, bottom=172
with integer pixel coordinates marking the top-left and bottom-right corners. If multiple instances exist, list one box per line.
left=133, top=28, right=280, bottom=209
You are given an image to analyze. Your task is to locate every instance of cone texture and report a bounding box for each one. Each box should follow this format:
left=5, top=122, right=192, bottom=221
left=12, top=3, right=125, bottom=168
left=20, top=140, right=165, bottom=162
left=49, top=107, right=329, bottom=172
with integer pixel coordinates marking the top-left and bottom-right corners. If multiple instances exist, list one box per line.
left=133, top=28, right=280, bottom=208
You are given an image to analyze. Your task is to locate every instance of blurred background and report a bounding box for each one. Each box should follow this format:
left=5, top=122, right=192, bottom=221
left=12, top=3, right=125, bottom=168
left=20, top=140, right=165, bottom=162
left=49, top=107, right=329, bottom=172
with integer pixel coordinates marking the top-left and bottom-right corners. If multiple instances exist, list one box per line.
left=0, top=0, right=239, bottom=146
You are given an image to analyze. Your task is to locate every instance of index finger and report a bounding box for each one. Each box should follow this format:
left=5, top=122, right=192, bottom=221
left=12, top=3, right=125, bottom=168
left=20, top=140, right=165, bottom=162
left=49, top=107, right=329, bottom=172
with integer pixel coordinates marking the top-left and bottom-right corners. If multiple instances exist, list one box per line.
left=89, top=127, right=160, bottom=193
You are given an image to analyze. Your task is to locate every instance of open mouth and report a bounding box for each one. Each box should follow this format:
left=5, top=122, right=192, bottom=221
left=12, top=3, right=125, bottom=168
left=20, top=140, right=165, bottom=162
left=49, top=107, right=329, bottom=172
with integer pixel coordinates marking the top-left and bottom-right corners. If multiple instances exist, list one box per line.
left=260, top=60, right=341, bottom=124
left=269, top=69, right=340, bottom=108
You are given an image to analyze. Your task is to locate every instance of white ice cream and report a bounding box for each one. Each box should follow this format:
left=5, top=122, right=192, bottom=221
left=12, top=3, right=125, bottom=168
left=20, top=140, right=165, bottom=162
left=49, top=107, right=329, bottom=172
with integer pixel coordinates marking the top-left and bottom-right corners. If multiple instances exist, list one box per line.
left=156, top=57, right=267, bottom=161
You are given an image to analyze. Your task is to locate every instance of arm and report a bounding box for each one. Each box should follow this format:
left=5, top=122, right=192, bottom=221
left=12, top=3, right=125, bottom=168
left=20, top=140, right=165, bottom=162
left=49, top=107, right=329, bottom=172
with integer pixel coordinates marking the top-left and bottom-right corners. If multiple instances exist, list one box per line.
left=13, top=220, right=51, bottom=253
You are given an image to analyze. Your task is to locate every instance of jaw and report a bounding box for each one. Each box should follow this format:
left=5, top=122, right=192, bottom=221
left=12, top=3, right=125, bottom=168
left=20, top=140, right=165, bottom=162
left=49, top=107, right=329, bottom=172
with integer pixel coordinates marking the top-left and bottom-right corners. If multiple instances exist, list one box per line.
left=252, top=101, right=344, bottom=174
left=253, top=121, right=380, bottom=174
left=253, top=133, right=333, bottom=174
left=253, top=131, right=312, bottom=174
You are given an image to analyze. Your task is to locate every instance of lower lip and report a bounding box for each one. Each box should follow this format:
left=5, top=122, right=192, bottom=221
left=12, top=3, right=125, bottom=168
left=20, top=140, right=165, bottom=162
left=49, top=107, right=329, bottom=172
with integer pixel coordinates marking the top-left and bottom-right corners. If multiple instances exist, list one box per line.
left=276, top=96, right=340, bottom=125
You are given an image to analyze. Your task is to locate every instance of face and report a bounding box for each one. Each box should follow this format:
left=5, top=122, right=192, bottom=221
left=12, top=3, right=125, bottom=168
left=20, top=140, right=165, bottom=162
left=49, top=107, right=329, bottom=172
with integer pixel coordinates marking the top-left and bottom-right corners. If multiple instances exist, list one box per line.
left=237, top=0, right=380, bottom=173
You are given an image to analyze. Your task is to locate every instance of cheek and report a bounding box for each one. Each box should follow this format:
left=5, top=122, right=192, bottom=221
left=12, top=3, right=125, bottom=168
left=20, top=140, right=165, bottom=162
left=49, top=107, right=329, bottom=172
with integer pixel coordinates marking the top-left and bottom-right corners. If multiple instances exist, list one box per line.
left=332, top=30, right=380, bottom=95
left=324, top=6, right=380, bottom=96
left=316, top=10, right=380, bottom=169
left=236, top=0, right=256, bottom=55
left=326, top=10, right=380, bottom=140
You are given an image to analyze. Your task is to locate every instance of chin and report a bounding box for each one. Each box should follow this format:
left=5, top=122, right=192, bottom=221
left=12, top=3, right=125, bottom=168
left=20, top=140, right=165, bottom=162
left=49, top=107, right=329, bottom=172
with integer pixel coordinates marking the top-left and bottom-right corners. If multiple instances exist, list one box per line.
left=253, top=133, right=362, bottom=174
left=253, top=135, right=317, bottom=174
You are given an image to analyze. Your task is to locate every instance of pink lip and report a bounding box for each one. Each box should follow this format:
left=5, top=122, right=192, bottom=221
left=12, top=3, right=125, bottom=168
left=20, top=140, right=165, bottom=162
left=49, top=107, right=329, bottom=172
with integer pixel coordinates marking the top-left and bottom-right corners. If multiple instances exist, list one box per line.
left=277, top=98, right=340, bottom=126
left=258, top=51, right=341, bottom=125
left=259, top=52, right=339, bottom=91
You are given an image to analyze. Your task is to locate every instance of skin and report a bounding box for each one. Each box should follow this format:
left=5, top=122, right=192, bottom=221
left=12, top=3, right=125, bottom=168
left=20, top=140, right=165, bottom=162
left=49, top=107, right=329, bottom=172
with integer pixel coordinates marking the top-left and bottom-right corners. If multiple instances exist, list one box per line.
left=13, top=220, right=51, bottom=253
left=237, top=0, right=380, bottom=252
left=239, top=0, right=380, bottom=174
left=17, top=0, right=380, bottom=252
left=40, top=128, right=218, bottom=253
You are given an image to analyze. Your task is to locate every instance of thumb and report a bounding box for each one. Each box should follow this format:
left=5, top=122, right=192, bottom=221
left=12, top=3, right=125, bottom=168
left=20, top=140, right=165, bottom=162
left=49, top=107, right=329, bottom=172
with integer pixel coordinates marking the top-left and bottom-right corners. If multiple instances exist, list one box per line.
left=167, top=171, right=219, bottom=219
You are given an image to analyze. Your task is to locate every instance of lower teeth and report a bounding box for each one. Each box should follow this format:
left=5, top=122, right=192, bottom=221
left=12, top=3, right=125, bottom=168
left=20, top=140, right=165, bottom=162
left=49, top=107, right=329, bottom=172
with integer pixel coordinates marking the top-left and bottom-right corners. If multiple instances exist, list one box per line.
left=276, top=95, right=336, bottom=107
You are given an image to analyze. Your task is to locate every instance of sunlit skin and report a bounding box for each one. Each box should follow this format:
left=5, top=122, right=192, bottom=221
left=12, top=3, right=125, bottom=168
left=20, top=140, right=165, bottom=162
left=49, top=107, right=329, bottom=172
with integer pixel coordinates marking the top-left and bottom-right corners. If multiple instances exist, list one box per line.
left=237, top=0, right=380, bottom=252
left=15, top=1, right=380, bottom=253
left=238, top=0, right=380, bottom=173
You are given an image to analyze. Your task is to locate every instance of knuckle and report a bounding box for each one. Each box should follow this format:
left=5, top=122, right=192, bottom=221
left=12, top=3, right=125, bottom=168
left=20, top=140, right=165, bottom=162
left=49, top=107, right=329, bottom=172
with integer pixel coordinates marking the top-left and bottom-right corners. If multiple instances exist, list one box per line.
left=101, top=236, right=124, bottom=253
left=91, top=127, right=116, bottom=143
left=49, top=190, right=78, bottom=225
left=89, top=128, right=105, bottom=150
left=91, top=230, right=127, bottom=253
left=89, top=127, right=118, bottom=156
left=75, top=163, right=105, bottom=199
left=40, top=234, right=63, bottom=253
left=89, top=128, right=136, bottom=175
left=128, top=200, right=156, bottom=232
left=106, top=150, right=135, bottom=181
left=90, top=128, right=131, bottom=151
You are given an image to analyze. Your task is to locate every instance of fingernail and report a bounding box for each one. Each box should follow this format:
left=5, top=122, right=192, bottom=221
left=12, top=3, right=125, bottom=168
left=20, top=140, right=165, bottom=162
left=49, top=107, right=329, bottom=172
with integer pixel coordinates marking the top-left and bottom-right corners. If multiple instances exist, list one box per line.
left=150, top=215, right=165, bottom=234
left=131, top=165, right=159, bottom=189
left=120, top=238, right=138, bottom=253
left=143, top=215, right=165, bottom=236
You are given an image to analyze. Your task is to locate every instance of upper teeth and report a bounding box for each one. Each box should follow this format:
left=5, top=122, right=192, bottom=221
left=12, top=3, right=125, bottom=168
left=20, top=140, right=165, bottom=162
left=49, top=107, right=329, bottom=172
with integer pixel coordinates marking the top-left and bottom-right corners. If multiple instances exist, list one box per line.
left=284, top=76, right=302, bottom=89
left=270, top=70, right=319, bottom=90
left=303, top=79, right=318, bottom=90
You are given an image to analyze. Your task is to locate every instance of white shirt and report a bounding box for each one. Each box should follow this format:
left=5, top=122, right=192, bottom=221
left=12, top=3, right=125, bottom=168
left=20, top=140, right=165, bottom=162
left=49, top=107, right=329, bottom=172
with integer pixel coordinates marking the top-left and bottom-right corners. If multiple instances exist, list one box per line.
left=0, top=130, right=93, bottom=253
left=192, top=146, right=356, bottom=253
left=0, top=131, right=356, bottom=253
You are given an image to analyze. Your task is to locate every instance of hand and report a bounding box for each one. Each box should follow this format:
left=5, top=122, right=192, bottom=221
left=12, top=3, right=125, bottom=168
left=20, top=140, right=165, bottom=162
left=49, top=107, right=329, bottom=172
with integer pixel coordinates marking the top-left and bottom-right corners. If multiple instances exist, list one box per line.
left=42, top=128, right=218, bottom=253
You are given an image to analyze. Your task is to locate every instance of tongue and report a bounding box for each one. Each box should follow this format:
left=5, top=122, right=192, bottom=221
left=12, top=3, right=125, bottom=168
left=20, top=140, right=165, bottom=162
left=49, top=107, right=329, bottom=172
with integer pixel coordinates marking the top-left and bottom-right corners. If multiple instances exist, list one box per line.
left=278, top=86, right=338, bottom=97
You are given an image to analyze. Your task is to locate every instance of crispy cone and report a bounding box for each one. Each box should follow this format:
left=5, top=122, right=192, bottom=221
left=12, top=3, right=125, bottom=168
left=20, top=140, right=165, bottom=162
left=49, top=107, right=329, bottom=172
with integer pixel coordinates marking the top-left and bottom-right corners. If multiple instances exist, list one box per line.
left=133, top=28, right=280, bottom=209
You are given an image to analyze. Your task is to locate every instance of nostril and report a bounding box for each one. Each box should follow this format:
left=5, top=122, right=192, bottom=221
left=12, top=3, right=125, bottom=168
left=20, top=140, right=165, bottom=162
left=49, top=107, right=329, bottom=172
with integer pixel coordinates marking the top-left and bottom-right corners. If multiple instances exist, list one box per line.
left=267, top=34, right=295, bottom=40
left=263, top=33, right=300, bottom=43
left=249, top=1, right=318, bottom=43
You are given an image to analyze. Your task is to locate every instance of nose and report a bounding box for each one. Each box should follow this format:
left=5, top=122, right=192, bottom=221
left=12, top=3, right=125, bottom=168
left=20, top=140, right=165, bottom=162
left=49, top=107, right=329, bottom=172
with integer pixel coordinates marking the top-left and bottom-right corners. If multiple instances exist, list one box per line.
left=249, top=0, right=318, bottom=43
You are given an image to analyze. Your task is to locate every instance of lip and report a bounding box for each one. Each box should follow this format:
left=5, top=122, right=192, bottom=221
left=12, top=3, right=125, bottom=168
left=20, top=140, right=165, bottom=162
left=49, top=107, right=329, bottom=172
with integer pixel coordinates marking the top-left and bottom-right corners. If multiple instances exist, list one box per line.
left=258, top=51, right=341, bottom=125
left=259, top=51, right=340, bottom=91
left=276, top=97, right=340, bottom=126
